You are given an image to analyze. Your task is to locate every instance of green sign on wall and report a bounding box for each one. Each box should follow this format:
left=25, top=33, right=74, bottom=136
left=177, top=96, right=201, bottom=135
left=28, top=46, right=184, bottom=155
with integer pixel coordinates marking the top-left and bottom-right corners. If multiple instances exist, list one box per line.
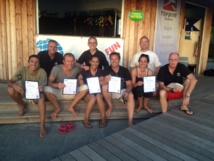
left=129, top=10, right=144, bottom=22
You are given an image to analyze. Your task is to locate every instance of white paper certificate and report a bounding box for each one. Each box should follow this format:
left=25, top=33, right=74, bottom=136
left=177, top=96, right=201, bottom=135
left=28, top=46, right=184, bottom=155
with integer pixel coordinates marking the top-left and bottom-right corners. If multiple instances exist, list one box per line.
left=63, top=79, right=77, bottom=95
left=86, top=77, right=101, bottom=94
left=108, top=76, right=121, bottom=93
left=25, top=81, right=40, bottom=99
left=143, top=76, right=156, bottom=93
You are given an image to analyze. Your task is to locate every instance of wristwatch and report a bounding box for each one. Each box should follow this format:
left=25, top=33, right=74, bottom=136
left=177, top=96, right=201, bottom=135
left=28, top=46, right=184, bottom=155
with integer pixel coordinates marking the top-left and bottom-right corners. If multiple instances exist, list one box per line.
left=170, top=88, right=174, bottom=93
left=185, top=94, right=190, bottom=98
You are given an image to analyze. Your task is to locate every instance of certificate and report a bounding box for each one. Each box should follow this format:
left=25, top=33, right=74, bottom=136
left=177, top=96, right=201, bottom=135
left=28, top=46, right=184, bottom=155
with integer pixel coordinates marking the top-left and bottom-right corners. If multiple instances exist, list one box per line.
left=108, top=76, right=121, bottom=93
left=86, top=77, right=101, bottom=94
left=63, top=79, right=77, bottom=95
left=143, top=76, right=156, bottom=93
left=25, top=81, right=40, bottom=99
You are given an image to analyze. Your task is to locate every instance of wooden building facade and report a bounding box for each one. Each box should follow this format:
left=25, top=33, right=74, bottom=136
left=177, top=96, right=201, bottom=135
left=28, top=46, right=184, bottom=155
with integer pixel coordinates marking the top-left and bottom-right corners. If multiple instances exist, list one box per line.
left=0, top=0, right=213, bottom=80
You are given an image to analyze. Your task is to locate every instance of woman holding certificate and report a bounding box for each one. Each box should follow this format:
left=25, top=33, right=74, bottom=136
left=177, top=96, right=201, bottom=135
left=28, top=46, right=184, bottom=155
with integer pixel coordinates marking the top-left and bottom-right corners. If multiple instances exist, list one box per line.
left=78, top=55, right=106, bottom=128
left=131, top=54, right=153, bottom=113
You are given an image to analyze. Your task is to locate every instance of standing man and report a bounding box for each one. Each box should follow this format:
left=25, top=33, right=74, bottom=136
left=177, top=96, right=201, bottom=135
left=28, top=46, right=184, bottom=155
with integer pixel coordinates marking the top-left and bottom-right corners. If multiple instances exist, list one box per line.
left=157, top=52, right=197, bottom=115
left=130, top=36, right=161, bottom=76
left=76, top=36, right=109, bottom=70
left=7, top=55, right=47, bottom=137
left=44, top=53, right=88, bottom=119
left=38, top=40, right=63, bottom=77
left=102, top=52, right=135, bottom=126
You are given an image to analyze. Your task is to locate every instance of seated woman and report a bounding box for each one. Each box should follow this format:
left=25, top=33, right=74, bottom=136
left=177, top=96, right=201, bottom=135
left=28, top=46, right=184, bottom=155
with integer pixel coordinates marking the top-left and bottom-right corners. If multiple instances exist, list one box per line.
left=78, top=55, right=106, bottom=128
left=131, top=54, right=153, bottom=113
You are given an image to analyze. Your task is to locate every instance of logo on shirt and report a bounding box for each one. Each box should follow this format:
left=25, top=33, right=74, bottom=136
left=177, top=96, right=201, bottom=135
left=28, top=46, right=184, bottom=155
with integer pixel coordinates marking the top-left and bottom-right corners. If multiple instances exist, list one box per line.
left=176, top=72, right=181, bottom=77
left=15, top=74, right=22, bottom=80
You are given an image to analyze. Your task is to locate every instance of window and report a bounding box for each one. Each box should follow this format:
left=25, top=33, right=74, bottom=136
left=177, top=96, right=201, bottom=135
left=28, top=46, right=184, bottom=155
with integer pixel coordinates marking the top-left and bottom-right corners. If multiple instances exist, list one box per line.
left=37, top=0, right=122, bottom=37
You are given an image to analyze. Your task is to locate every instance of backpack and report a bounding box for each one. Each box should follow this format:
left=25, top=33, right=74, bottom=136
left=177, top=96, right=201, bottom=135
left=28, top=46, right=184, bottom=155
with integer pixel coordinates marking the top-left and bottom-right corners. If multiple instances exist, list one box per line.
left=203, top=69, right=214, bottom=76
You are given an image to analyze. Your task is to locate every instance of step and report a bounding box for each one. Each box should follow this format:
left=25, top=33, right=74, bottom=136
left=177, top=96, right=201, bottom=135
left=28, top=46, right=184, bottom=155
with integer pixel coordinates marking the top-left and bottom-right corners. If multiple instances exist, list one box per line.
left=0, top=97, right=182, bottom=124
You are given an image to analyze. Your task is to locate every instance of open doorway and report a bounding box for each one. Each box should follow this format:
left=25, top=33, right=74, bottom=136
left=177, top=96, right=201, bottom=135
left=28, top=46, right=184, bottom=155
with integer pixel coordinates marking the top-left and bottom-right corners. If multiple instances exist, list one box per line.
left=179, top=2, right=205, bottom=73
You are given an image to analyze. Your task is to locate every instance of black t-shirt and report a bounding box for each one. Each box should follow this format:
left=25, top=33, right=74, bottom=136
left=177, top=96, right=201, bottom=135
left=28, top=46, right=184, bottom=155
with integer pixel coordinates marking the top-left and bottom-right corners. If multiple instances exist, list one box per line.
left=38, top=51, right=63, bottom=77
left=157, top=63, right=191, bottom=86
left=77, top=49, right=109, bottom=69
left=80, top=69, right=103, bottom=84
left=103, top=66, right=131, bottom=89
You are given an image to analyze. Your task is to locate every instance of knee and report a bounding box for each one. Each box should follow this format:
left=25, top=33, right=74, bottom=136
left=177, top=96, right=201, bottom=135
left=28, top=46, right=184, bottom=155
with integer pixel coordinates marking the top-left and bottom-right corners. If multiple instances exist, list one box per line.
left=7, top=87, right=15, bottom=95
left=127, top=92, right=134, bottom=101
left=88, top=95, right=96, bottom=102
left=159, top=89, right=167, bottom=98
left=96, top=94, right=103, bottom=101
left=44, top=91, right=52, bottom=97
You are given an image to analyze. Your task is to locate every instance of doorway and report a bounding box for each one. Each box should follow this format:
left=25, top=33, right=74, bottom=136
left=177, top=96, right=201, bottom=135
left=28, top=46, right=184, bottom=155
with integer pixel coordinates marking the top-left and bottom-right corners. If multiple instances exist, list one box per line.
left=179, top=2, right=205, bottom=73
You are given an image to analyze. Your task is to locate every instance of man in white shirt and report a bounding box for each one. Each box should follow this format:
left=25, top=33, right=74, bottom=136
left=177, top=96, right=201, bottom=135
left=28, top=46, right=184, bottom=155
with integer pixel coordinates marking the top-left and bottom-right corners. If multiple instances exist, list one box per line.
left=130, top=36, right=161, bottom=76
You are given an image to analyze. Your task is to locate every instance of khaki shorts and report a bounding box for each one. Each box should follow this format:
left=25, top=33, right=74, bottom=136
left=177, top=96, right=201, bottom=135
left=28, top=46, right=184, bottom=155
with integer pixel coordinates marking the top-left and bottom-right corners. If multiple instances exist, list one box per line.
left=111, top=89, right=126, bottom=99
left=44, top=84, right=88, bottom=101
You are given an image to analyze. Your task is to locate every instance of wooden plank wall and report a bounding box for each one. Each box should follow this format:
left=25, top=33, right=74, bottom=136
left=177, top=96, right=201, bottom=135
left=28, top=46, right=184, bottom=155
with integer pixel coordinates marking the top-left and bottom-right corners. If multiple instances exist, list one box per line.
left=123, top=0, right=157, bottom=67
left=0, top=0, right=36, bottom=80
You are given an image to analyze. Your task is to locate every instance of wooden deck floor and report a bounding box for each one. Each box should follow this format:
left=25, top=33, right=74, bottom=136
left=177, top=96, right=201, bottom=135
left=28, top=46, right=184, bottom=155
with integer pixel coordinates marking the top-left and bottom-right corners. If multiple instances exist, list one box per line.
left=51, top=75, right=214, bottom=161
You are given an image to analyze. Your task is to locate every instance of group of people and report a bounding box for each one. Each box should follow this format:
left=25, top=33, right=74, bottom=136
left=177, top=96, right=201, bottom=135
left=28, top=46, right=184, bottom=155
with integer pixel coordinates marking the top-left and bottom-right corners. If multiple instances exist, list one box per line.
left=7, top=36, right=197, bottom=137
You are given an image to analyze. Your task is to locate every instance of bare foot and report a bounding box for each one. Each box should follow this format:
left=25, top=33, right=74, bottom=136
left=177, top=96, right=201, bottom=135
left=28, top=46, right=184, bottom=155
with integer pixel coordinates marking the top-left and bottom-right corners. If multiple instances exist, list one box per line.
left=144, top=106, right=153, bottom=113
left=105, top=107, right=113, bottom=117
left=17, top=104, right=25, bottom=116
left=68, top=106, right=78, bottom=117
left=51, top=107, right=61, bottom=119
left=134, top=107, right=142, bottom=113
left=40, top=127, right=47, bottom=138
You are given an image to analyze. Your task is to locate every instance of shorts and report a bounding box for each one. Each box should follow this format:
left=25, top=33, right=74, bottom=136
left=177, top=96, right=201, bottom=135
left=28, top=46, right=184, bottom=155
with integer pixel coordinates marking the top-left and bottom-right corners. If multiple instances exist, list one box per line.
left=44, top=84, right=88, bottom=101
left=167, top=91, right=183, bottom=102
left=111, top=89, right=126, bottom=99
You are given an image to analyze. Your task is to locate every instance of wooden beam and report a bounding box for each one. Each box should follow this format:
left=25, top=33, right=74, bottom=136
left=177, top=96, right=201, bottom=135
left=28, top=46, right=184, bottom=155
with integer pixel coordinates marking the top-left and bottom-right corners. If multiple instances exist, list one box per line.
left=15, top=0, right=23, bottom=68
left=27, top=0, right=36, bottom=56
left=0, top=0, right=7, bottom=79
left=21, top=0, right=29, bottom=66
left=198, top=7, right=213, bottom=73
left=9, top=0, right=17, bottom=78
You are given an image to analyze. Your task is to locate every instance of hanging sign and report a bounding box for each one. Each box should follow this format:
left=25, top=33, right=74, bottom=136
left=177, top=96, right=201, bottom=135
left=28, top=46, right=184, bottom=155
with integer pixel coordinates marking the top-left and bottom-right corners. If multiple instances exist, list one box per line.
left=129, top=10, right=144, bottom=22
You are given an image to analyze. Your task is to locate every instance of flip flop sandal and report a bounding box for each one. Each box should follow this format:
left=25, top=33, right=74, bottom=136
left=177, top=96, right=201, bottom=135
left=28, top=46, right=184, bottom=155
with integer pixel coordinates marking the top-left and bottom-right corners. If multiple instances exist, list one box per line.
left=67, top=122, right=75, bottom=131
left=59, top=124, right=68, bottom=134
left=179, top=108, right=194, bottom=116
left=82, top=121, right=92, bottom=128
left=99, top=121, right=106, bottom=128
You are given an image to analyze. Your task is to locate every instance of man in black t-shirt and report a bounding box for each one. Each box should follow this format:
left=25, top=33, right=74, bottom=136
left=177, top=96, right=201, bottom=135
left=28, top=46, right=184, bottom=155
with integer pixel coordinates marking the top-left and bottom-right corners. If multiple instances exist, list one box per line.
left=102, top=52, right=134, bottom=126
left=38, top=40, right=63, bottom=77
left=76, top=37, right=109, bottom=70
left=157, top=52, right=197, bottom=115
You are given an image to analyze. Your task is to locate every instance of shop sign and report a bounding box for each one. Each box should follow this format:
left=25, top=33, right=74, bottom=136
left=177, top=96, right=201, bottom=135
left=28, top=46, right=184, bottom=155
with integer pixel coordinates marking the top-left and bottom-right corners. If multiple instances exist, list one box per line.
left=129, top=10, right=144, bottom=21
